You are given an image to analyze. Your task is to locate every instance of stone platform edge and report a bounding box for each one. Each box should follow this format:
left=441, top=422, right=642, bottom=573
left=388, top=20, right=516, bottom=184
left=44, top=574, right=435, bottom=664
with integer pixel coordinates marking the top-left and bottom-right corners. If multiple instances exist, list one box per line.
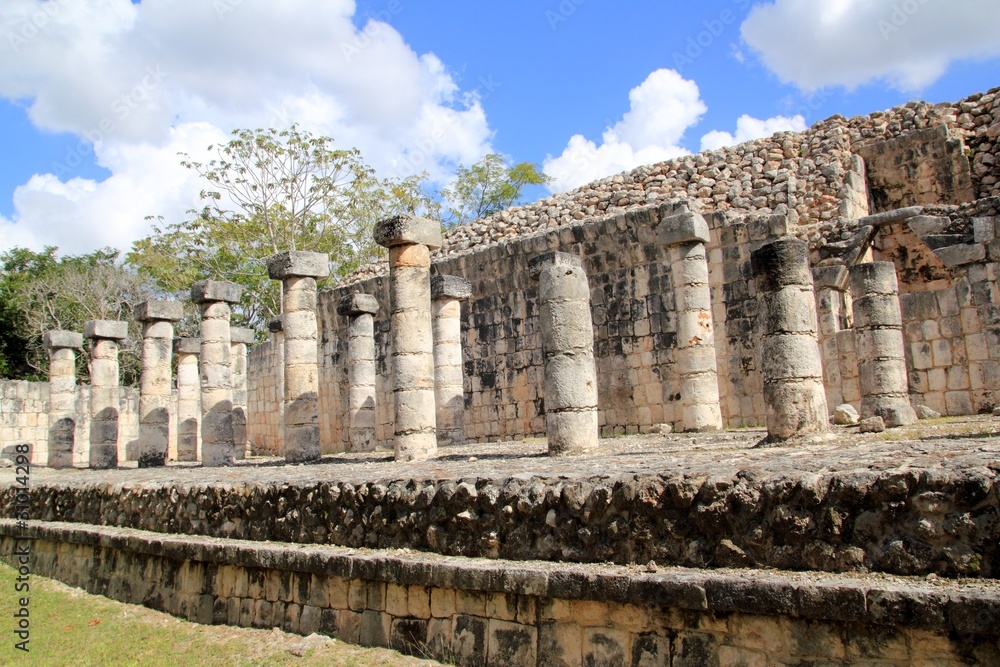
left=2, top=519, right=998, bottom=638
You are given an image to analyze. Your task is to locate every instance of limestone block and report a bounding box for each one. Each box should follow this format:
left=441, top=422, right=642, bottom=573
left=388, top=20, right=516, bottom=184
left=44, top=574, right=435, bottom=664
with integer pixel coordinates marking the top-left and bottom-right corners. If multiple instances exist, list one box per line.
left=876, top=405, right=918, bottom=428
left=174, top=338, right=201, bottom=355
left=761, top=289, right=819, bottom=335
left=528, top=251, right=582, bottom=278
left=338, top=293, right=379, bottom=316
left=763, top=379, right=830, bottom=440
left=852, top=294, right=903, bottom=329
left=266, top=251, right=330, bottom=279
left=546, top=410, right=599, bottom=456
left=431, top=275, right=472, bottom=301
left=834, top=404, right=860, bottom=425
left=374, top=214, right=443, bottom=249
left=935, top=243, right=986, bottom=267
left=43, top=330, right=83, bottom=349
left=84, top=320, right=128, bottom=341
left=849, top=262, right=898, bottom=296
left=191, top=280, right=243, bottom=304
left=812, top=265, right=848, bottom=291
left=859, top=416, right=885, bottom=433
left=544, top=353, right=599, bottom=410
left=751, top=238, right=814, bottom=291
left=762, top=334, right=824, bottom=380
left=658, top=211, right=711, bottom=246
left=916, top=405, right=942, bottom=420
left=540, top=299, right=595, bottom=351
left=134, top=300, right=183, bottom=322
left=230, top=328, right=256, bottom=345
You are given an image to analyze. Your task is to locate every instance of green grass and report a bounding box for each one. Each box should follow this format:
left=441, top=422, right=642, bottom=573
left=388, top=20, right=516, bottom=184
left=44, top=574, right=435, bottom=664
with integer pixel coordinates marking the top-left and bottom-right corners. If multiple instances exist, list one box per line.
left=0, top=563, right=441, bottom=667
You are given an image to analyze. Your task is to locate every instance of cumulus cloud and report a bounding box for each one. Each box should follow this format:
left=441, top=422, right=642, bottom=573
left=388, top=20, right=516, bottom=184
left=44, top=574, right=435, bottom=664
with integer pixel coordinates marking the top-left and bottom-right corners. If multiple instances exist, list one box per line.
left=741, top=0, right=1000, bottom=91
left=544, top=69, right=706, bottom=193
left=0, top=0, right=494, bottom=254
left=700, top=113, right=807, bottom=152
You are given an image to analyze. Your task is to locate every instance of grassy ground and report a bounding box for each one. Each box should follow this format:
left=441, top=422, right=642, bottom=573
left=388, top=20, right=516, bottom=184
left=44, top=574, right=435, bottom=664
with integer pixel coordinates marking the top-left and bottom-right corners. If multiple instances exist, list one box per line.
left=0, top=563, right=443, bottom=667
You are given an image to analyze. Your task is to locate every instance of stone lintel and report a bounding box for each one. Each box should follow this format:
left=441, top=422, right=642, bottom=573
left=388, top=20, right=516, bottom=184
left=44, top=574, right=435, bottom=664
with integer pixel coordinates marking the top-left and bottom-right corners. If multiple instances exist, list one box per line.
left=173, top=338, right=201, bottom=355
left=528, top=251, right=582, bottom=279
left=43, top=330, right=84, bottom=350
left=857, top=206, right=924, bottom=228
left=134, top=300, right=184, bottom=323
left=230, top=328, right=256, bottom=345
left=266, top=251, right=331, bottom=280
left=337, top=293, right=379, bottom=317
left=83, top=320, right=128, bottom=341
left=373, top=215, right=443, bottom=249
left=658, top=211, right=711, bottom=247
left=191, top=280, right=243, bottom=305
left=267, top=317, right=283, bottom=333
left=812, top=265, right=849, bottom=291
left=431, top=275, right=472, bottom=301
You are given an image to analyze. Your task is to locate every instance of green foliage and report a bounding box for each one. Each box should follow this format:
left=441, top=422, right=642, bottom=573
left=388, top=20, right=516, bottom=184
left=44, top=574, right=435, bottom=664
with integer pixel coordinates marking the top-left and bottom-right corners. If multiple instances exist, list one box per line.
left=128, top=126, right=435, bottom=330
left=440, top=153, right=550, bottom=225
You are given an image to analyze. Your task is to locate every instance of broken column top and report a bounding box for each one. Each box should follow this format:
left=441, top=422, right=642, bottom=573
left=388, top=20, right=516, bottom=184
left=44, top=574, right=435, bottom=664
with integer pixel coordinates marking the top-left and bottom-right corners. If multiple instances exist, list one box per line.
left=750, top=237, right=812, bottom=292
left=658, top=210, right=711, bottom=247
left=337, top=293, right=379, bottom=316
left=173, top=337, right=201, bottom=355
left=373, top=214, right=443, bottom=249
left=135, top=300, right=184, bottom=323
left=43, top=330, right=84, bottom=350
left=83, top=319, right=128, bottom=341
left=431, top=275, right=472, bottom=301
left=267, top=317, right=283, bottom=333
left=812, top=265, right=849, bottom=291
left=528, top=251, right=582, bottom=279
left=266, top=251, right=331, bottom=280
left=191, top=279, right=243, bottom=304
left=230, top=327, right=257, bottom=345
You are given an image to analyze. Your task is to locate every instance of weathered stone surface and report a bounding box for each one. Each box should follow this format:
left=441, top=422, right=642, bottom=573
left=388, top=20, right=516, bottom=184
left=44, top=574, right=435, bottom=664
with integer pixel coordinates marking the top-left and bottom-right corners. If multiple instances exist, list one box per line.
left=812, top=265, right=848, bottom=291
left=431, top=275, right=472, bottom=301
left=527, top=251, right=582, bottom=278
left=916, top=405, right=942, bottom=420
left=230, top=328, right=256, bottom=345
left=43, top=330, right=83, bottom=350
left=83, top=320, right=128, bottom=341
left=657, top=211, right=710, bottom=247
left=337, top=293, right=379, bottom=317
left=858, top=207, right=925, bottom=228
left=877, top=405, right=918, bottom=428
left=266, top=251, right=331, bottom=280
left=433, top=288, right=468, bottom=447
left=935, top=243, right=987, bottom=267
left=833, top=404, right=860, bottom=425
left=173, top=337, right=201, bottom=355
left=374, top=215, right=443, bottom=249
left=191, top=280, right=244, bottom=305
left=858, top=416, right=885, bottom=433
left=134, top=300, right=184, bottom=323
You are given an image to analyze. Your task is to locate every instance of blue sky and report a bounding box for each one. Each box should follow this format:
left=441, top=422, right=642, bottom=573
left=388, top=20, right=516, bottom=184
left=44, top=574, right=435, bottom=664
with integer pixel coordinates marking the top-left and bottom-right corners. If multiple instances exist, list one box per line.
left=1, top=0, right=999, bottom=255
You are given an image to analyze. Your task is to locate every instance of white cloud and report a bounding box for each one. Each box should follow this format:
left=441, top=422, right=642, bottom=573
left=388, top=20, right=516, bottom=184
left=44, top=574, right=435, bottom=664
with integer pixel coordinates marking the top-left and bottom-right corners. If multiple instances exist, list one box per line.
left=544, top=69, right=706, bottom=193
left=741, top=0, right=1000, bottom=91
left=700, top=113, right=807, bottom=152
left=0, top=0, right=494, bottom=254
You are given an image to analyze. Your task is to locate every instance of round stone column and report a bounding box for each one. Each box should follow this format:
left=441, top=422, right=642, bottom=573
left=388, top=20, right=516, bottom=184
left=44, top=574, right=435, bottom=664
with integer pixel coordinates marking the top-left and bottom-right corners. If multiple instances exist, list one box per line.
left=850, top=262, right=917, bottom=426
left=173, top=337, right=201, bottom=462
left=750, top=238, right=829, bottom=442
left=529, top=251, right=599, bottom=457
left=337, top=293, right=380, bottom=452
left=43, top=330, right=83, bottom=468
left=374, top=215, right=443, bottom=462
left=135, top=300, right=183, bottom=467
left=84, top=320, right=128, bottom=469
left=230, top=327, right=256, bottom=460
left=659, top=211, right=723, bottom=432
left=431, top=275, right=472, bottom=446
left=191, top=280, right=244, bottom=467
left=267, top=251, right=330, bottom=463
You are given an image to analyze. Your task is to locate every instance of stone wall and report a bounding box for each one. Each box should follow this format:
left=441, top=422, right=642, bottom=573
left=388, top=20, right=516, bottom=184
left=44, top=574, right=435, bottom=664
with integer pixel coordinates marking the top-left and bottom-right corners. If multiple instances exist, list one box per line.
left=3, top=521, right=997, bottom=666
left=247, top=330, right=283, bottom=455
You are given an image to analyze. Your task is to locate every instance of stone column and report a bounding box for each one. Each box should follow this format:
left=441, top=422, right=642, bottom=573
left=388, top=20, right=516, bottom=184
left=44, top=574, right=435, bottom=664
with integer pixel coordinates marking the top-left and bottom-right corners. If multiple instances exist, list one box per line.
left=267, top=251, right=330, bottom=463
left=173, top=338, right=201, bottom=462
left=84, top=320, right=128, bottom=469
left=812, top=266, right=849, bottom=410
left=135, top=301, right=183, bottom=468
left=659, top=211, right=723, bottom=432
left=374, top=215, right=443, bottom=462
left=230, top=327, right=255, bottom=460
left=192, top=280, right=243, bottom=467
left=750, top=238, right=829, bottom=442
left=43, top=330, right=83, bottom=468
left=337, top=293, right=379, bottom=452
left=850, top=262, right=917, bottom=426
left=431, top=275, right=472, bottom=446
left=529, top=251, right=599, bottom=457
left=268, top=317, right=285, bottom=456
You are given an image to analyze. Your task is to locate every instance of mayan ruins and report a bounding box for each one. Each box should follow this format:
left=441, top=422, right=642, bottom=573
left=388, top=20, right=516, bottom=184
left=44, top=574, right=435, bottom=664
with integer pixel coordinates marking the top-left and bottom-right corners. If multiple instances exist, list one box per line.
left=3, top=88, right=1000, bottom=665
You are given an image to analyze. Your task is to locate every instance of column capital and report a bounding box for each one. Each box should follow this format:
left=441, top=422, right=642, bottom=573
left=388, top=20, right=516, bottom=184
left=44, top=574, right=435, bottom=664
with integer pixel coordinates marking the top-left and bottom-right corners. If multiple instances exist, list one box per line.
left=191, top=279, right=243, bottom=304
left=266, top=251, right=330, bottom=280
left=43, top=330, right=83, bottom=350
left=135, top=300, right=184, bottom=323
left=658, top=211, right=710, bottom=247
left=374, top=214, right=442, bottom=249
left=812, top=265, right=849, bottom=291
left=528, top=251, right=581, bottom=279
left=337, top=293, right=379, bottom=316
left=173, top=337, right=201, bottom=355
left=230, top=327, right=256, bottom=345
left=83, top=320, right=128, bottom=341
left=431, top=275, right=472, bottom=301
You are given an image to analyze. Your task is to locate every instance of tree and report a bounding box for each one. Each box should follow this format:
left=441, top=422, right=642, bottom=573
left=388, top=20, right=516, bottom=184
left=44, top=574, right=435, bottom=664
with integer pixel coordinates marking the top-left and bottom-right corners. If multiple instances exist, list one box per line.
left=440, top=153, right=550, bottom=225
left=128, top=126, right=436, bottom=331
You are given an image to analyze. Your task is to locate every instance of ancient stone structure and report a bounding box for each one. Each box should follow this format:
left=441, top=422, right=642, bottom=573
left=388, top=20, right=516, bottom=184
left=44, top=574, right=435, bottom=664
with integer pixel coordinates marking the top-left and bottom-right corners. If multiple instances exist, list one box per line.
left=431, top=275, right=471, bottom=446
left=812, top=265, right=851, bottom=410
left=751, top=238, right=829, bottom=442
left=529, top=251, right=598, bottom=456
left=43, top=330, right=83, bottom=468
left=135, top=301, right=183, bottom=468
left=173, top=338, right=201, bottom=462
left=267, top=251, right=329, bottom=463
left=83, top=319, right=128, bottom=469
left=230, top=327, right=255, bottom=460
left=659, top=211, right=722, bottom=432
left=337, top=293, right=379, bottom=452
left=374, top=215, right=443, bottom=462
left=850, top=262, right=918, bottom=426
left=192, top=280, right=243, bottom=467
